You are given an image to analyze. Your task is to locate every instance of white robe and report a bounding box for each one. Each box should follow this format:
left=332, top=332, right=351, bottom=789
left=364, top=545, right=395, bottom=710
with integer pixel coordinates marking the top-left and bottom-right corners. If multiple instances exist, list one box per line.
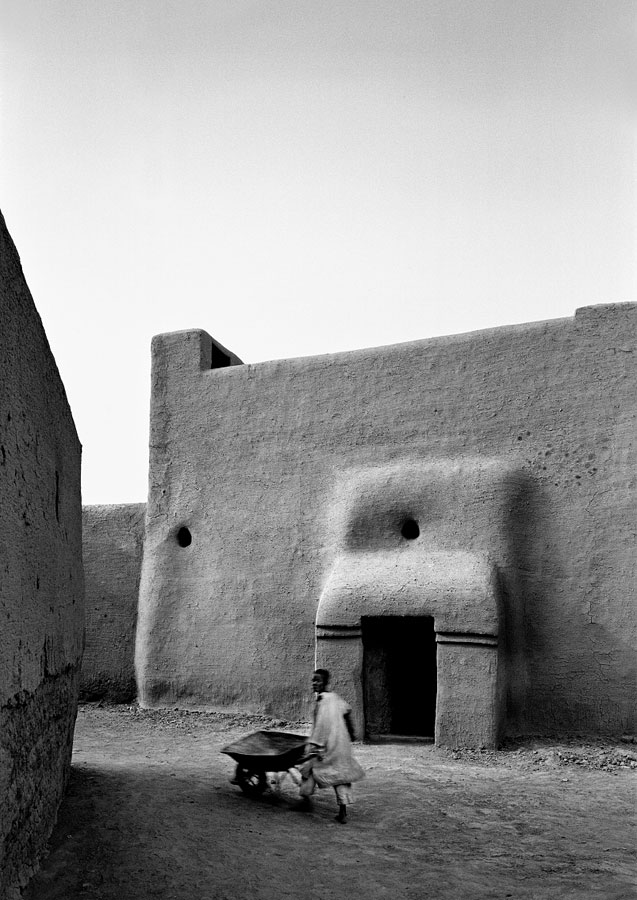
left=304, top=691, right=365, bottom=787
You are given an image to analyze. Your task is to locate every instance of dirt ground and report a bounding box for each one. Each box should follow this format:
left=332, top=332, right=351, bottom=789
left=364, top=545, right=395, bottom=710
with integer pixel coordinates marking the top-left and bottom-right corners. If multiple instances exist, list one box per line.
left=22, top=704, right=637, bottom=900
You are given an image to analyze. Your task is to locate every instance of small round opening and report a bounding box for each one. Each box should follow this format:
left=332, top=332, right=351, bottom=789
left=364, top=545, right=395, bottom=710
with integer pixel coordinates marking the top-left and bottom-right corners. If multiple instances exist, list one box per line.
left=401, top=518, right=420, bottom=540
left=176, top=526, right=192, bottom=548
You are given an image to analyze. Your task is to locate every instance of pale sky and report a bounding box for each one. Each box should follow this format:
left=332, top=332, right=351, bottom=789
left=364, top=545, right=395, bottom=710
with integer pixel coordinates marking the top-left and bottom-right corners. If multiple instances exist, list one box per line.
left=1, top=0, right=635, bottom=504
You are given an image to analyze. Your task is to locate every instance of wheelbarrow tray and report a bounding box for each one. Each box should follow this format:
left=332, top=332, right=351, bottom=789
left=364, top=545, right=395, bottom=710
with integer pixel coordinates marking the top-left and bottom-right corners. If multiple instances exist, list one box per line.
left=221, top=730, right=308, bottom=773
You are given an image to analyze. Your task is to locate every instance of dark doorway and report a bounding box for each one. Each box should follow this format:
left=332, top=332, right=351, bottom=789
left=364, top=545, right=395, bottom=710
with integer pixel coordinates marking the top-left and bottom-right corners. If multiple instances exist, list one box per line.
left=362, top=616, right=436, bottom=739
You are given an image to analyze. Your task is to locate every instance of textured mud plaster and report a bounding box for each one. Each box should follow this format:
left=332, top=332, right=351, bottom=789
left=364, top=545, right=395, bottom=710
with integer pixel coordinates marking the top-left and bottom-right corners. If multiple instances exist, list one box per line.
left=316, top=460, right=512, bottom=747
left=136, top=304, right=636, bottom=741
left=81, top=504, right=145, bottom=702
left=0, top=212, right=83, bottom=897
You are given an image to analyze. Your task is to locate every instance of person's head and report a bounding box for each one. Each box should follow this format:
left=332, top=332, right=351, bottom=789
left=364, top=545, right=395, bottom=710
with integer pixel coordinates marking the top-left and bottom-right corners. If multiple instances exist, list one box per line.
left=312, top=669, right=330, bottom=693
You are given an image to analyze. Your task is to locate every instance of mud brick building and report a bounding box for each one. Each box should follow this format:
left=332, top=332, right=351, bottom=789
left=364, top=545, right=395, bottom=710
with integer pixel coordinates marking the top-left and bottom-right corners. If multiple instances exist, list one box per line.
left=128, top=305, right=636, bottom=747
left=0, top=213, right=83, bottom=898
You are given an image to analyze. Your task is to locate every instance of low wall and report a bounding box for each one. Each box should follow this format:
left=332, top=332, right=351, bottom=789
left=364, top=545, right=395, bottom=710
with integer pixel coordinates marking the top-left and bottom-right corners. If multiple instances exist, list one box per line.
left=81, top=504, right=146, bottom=702
left=0, top=212, right=83, bottom=897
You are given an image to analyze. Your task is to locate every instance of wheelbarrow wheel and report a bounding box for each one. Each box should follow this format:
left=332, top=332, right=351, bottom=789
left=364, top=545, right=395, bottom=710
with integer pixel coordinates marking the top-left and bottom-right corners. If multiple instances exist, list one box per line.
left=235, top=765, right=267, bottom=797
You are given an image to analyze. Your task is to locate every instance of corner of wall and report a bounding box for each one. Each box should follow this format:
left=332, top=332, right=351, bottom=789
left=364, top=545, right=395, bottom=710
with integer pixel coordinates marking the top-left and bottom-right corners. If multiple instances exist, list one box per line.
left=150, top=329, right=243, bottom=378
left=574, top=301, right=637, bottom=330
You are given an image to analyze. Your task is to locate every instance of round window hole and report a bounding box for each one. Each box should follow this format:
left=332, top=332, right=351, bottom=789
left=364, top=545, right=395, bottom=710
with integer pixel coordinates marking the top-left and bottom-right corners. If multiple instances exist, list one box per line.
left=401, top=518, right=420, bottom=540
left=176, top=526, right=192, bottom=548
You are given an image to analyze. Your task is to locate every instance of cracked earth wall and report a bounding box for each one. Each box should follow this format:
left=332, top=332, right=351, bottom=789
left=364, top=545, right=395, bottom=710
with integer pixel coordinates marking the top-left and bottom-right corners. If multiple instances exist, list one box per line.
left=0, top=212, right=83, bottom=898
left=135, top=306, right=636, bottom=737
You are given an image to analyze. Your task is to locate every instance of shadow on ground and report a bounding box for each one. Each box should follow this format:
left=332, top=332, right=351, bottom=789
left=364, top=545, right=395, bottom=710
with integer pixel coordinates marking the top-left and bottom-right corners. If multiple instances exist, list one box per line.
left=22, top=705, right=637, bottom=900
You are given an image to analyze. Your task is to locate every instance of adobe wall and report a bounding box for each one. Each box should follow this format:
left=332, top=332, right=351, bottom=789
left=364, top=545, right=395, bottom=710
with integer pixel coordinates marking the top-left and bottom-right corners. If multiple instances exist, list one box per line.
left=0, top=213, right=83, bottom=897
left=136, top=306, right=636, bottom=738
left=315, top=460, right=514, bottom=747
left=81, top=504, right=146, bottom=702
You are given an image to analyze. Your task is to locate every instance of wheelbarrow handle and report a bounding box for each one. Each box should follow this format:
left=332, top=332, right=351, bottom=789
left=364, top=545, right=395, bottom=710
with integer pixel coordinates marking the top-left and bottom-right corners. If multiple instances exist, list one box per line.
left=296, top=742, right=325, bottom=765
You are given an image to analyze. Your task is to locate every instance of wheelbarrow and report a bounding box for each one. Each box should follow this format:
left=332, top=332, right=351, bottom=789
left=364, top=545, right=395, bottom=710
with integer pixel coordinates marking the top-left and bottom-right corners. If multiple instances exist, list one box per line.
left=221, top=730, right=308, bottom=797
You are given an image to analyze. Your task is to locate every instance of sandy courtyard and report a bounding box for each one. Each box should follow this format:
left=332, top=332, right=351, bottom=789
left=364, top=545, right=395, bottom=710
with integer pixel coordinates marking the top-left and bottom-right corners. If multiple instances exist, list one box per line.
left=22, top=704, right=637, bottom=900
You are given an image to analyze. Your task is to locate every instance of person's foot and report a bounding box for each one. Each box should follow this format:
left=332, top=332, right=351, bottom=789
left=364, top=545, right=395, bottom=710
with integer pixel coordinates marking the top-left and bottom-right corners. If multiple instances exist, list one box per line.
left=335, top=804, right=347, bottom=823
left=294, top=796, right=312, bottom=812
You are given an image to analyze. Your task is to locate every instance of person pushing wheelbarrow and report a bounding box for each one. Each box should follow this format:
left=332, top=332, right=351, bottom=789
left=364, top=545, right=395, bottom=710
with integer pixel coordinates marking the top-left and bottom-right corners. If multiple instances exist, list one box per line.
left=297, top=668, right=365, bottom=823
